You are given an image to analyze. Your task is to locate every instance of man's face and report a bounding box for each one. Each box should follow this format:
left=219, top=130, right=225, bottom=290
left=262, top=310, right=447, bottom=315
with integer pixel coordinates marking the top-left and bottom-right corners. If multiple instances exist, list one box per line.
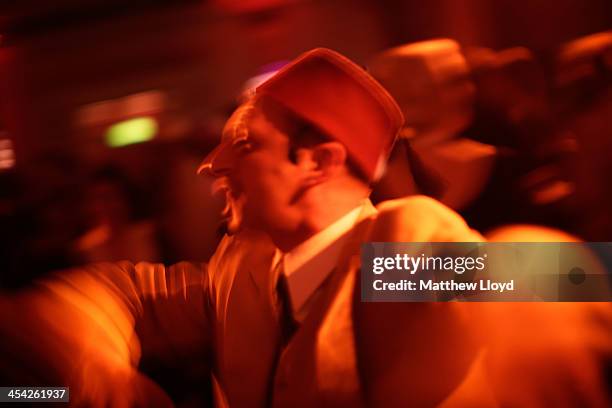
left=212, top=99, right=307, bottom=235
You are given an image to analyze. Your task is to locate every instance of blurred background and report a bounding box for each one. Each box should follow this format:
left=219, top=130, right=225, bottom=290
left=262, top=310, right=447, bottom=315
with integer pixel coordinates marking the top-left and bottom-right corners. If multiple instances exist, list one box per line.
left=1, top=0, right=611, bottom=289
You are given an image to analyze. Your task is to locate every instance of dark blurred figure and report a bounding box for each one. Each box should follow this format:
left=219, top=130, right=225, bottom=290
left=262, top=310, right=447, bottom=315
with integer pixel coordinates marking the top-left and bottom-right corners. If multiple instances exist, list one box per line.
left=553, top=31, right=612, bottom=240
left=368, top=38, right=600, bottom=238
left=1, top=153, right=83, bottom=289
left=73, top=166, right=161, bottom=264
left=368, top=39, right=495, bottom=211
left=0, top=172, right=24, bottom=288
left=461, top=45, right=579, bottom=233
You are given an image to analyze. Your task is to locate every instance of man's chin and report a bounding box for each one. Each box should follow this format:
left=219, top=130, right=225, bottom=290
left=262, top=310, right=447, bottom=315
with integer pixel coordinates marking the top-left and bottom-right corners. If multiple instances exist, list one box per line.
left=225, top=218, right=242, bottom=235
left=225, top=206, right=248, bottom=235
left=225, top=212, right=266, bottom=236
left=221, top=191, right=245, bottom=236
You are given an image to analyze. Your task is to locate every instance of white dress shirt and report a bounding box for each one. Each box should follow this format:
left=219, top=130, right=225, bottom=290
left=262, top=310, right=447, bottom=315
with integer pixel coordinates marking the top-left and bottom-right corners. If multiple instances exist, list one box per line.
left=274, top=200, right=377, bottom=322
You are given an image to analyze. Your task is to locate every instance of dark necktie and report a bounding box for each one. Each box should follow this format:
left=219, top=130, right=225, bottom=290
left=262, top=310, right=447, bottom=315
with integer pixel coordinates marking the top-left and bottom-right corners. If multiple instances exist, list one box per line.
left=274, top=260, right=299, bottom=346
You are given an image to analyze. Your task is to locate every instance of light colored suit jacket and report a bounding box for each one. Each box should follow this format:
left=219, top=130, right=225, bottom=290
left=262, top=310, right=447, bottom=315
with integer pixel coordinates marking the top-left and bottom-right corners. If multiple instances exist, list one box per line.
left=207, top=195, right=484, bottom=407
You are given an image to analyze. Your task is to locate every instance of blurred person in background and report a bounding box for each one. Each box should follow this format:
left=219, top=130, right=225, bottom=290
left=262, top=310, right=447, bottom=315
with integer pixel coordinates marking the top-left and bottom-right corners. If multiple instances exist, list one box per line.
left=553, top=32, right=612, bottom=240
left=73, top=166, right=161, bottom=264
left=1, top=153, right=82, bottom=288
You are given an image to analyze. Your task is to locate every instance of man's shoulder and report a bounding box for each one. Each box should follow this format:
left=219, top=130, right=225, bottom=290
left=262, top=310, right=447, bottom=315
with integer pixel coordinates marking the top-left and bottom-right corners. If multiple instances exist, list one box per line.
left=375, top=195, right=458, bottom=217
left=370, top=195, right=483, bottom=242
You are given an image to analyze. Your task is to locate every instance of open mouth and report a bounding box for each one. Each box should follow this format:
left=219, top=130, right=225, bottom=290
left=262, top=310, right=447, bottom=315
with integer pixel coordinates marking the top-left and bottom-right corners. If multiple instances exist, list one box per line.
left=211, top=177, right=232, bottom=220
left=212, top=177, right=244, bottom=234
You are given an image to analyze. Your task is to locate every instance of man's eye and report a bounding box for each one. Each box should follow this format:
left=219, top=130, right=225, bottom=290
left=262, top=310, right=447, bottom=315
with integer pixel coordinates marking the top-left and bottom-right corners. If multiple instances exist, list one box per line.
left=234, top=140, right=256, bottom=154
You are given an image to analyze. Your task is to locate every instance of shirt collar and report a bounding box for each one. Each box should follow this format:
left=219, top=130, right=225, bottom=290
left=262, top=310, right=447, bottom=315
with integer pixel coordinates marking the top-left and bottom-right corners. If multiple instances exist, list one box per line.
left=278, top=199, right=376, bottom=320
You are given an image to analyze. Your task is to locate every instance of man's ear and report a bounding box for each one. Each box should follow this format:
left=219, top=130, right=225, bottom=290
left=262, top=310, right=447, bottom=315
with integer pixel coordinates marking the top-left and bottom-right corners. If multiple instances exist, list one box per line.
left=312, top=141, right=347, bottom=173
left=294, top=142, right=347, bottom=187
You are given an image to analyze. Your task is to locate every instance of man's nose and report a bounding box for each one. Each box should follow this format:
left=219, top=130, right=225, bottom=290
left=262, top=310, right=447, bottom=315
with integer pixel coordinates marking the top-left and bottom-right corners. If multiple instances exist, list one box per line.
left=197, top=142, right=235, bottom=176
left=205, top=160, right=234, bottom=177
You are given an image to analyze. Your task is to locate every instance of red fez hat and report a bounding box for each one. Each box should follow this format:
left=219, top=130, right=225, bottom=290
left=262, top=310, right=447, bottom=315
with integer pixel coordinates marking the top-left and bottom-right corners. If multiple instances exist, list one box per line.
left=199, top=48, right=404, bottom=181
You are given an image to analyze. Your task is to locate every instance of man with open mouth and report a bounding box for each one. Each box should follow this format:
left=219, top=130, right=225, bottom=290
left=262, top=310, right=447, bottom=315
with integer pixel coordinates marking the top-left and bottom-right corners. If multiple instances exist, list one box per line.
left=0, top=48, right=610, bottom=408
